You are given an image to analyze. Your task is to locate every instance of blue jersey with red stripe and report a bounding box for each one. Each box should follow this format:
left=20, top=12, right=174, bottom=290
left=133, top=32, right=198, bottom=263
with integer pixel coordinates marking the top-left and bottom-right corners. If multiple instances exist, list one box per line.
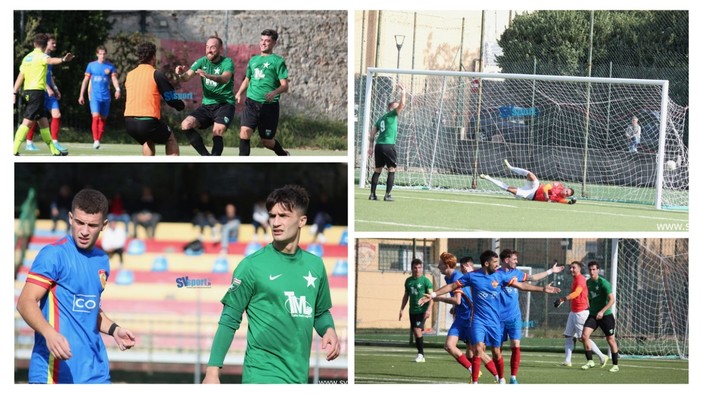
left=25, top=235, right=111, bottom=384
left=445, top=270, right=472, bottom=319
left=497, top=267, right=528, bottom=321
left=456, top=269, right=513, bottom=329
left=85, top=61, right=116, bottom=101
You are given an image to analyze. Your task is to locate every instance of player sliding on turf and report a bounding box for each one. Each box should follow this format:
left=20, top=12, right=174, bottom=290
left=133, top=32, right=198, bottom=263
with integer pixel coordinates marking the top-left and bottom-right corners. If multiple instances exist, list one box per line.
left=480, top=159, right=576, bottom=204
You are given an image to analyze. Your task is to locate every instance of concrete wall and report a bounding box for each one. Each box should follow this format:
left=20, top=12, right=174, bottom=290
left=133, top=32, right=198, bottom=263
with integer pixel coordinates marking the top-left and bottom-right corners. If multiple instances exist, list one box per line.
left=109, top=10, right=347, bottom=121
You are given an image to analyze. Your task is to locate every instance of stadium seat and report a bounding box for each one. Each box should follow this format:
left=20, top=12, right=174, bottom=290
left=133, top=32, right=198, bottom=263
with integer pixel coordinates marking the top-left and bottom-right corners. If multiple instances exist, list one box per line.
left=307, top=243, right=324, bottom=257
left=152, top=255, right=168, bottom=272
left=212, top=257, right=229, bottom=273
left=245, top=242, right=262, bottom=256
left=126, top=239, right=146, bottom=255
left=339, top=230, right=348, bottom=246
left=115, top=269, right=134, bottom=285
left=332, top=259, right=347, bottom=276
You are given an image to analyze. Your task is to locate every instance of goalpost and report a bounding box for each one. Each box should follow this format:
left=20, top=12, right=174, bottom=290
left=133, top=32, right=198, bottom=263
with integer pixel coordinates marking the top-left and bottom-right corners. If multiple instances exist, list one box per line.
left=359, top=68, right=688, bottom=210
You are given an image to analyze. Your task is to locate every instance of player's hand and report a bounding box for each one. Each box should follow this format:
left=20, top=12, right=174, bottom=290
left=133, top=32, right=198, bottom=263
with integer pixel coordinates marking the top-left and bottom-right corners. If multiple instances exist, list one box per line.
left=113, top=326, right=136, bottom=351
left=195, top=69, right=207, bottom=79
left=544, top=282, right=561, bottom=294
left=114, top=90, right=121, bottom=100
left=45, top=330, right=73, bottom=360
left=62, top=52, right=74, bottom=63
left=202, top=366, right=221, bottom=384
left=175, top=65, right=187, bottom=76
left=418, top=294, right=432, bottom=306
left=78, top=96, right=85, bottom=105
left=321, top=328, right=341, bottom=361
left=568, top=199, right=577, bottom=205
left=56, top=90, right=61, bottom=100
left=264, top=91, right=276, bottom=103
left=554, top=298, right=565, bottom=308
left=397, top=83, right=404, bottom=91
left=551, top=262, right=565, bottom=274
left=398, top=309, right=403, bottom=321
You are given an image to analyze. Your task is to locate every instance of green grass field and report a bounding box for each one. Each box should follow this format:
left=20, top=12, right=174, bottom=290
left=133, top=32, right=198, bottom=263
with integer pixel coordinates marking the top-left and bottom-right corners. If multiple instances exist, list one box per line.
left=355, top=331, right=689, bottom=384
left=16, top=142, right=347, bottom=156
left=354, top=187, right=688, bottom=232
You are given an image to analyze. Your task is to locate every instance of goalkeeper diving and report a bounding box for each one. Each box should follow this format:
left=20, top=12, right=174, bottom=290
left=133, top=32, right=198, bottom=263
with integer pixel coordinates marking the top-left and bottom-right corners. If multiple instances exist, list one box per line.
left=480, top=159, right=576, bottom=204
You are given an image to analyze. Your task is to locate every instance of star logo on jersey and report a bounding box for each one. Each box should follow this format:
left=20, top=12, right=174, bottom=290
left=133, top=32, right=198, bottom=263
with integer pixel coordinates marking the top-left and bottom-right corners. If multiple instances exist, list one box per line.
left=98, top=269, right=107, bottom=289
left=214, top=67, right=221, bottom=75
left=263, top=62, right=270, bottom=69
left=303, top=271, right=317, bottom=288
left=284, top=291, right=313, bottom=318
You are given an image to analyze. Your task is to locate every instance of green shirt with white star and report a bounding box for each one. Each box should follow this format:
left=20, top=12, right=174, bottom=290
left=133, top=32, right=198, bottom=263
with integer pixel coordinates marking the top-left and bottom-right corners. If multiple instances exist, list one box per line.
left=219, top=243, right=334, bottom=383
left=190, top=55, right=236, bottom=105
left=245, top=53, right=288, bottom=104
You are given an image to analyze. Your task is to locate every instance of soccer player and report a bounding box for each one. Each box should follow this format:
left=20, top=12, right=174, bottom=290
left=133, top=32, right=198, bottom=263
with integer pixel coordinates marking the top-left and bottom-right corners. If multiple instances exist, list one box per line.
left=78, top=45, right=121, bottom=149
left=175, top=36, right=235, bottom=156
left=16, top=188, right=136, bottom=383
left=580, top=261, right=621, bottom=372
left=12, top=33, right=73, bottom=156
left=202, top=185, right=340, bottom=383
left=124, top=42, right=185, bottom=156
left=554, top=261, right=608, bottom=368
left=480, top=159, right=576, bottom=204
left=421, top=250, right=560, bottom=384
left=367, top=83, right=406, bottom=201
left=497, top=249, right=564, bottom=384
left=236, top=29, right=290, bottom=156
left=435, top=252, right=475, bottom=377
left=25, top=35, right=68, bottom=154
left=399, top=258, right=433, bottom=363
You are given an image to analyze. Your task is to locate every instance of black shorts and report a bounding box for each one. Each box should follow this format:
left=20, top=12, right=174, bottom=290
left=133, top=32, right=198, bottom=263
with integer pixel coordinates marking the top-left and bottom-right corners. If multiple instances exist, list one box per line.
left=22, top=90, right=48, bottom=121
left=125, top=117, right=172, bottom=144
left=584, top=313, right=617, bottom=337
left=240, top=98, right=280, bottom=139
left=374, top=144, right=397, bottom=169
left=190, top=103, right=235, bottom=130
left=409, top=312, right=427, bottom=330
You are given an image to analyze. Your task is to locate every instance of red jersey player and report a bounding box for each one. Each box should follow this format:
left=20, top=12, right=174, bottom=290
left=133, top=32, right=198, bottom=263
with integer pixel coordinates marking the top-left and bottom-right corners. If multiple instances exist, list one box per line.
left=480, top=159, right=576, bottom=204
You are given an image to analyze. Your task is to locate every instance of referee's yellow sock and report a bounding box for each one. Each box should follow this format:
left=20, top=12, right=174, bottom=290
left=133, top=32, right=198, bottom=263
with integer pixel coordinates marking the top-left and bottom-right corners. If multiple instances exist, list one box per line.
left=13, top=124, right=30, bottom=154
left=39, top=127, right=59, bottom=155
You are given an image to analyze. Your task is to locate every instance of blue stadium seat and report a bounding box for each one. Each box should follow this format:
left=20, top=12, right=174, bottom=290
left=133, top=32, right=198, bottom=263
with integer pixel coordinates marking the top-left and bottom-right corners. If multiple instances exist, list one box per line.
left=307, top=243, right=324, bottom=257
left=332, top=259, right=348, bottom=276
left=116, top=269, right=134, bottom=285
left=152, top=255, right=168, bottom=272
left=127, top=239, right=146, bottom=255
left=212, top=257, right=229, bottom=273
left=339, top=230, right=348, bottom=246
left=245, top=242, right=262, bottom=256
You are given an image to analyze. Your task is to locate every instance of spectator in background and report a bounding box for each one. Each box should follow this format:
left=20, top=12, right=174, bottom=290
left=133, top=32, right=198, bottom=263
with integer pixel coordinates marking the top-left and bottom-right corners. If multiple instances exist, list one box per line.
left=50, top=184, right=72, bottom=232
left=219, top=203, right=241, bottom=254
left=101, top=220, right=127, bottom=267
left=626, top=116, right=641, bottom=153
left=251, top=199, right=270, bottom=242
left=310, top=192, right=333, bottom=243
left=107, top=192, right=130, bottom=229
left=131, top=186, right=161, bottom=239
left=192, top=191, right=218, bottom=240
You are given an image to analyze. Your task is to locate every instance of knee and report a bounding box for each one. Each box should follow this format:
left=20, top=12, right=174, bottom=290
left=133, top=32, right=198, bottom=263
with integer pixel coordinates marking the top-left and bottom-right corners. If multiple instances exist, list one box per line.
left=212, top=126, right=225, bottom=136
left=262, top=139, right=275, bottom=148
left=181, top=118, right=196, bottom=130
left=239, top=127, right=253, bottom=139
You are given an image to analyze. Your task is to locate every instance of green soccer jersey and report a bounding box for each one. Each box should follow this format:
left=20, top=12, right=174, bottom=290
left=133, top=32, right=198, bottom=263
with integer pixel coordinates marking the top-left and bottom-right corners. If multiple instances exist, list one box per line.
left=245, top=54, right=288, bottom=104
left=221, top=243, right=333, bottom=383
left=374, top=109, right=399, bottom=145
left=190, top=56, right=235, bottom=105
left=587, top=276, right=614, bottom=316
left=404, top=275, right=433, bottom=314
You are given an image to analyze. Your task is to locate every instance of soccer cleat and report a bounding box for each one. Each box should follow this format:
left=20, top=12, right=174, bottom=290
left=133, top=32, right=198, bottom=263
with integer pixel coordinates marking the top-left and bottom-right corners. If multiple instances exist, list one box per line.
left=415, top=353, right=425, bottom=363
left=368, top=194, right=378, bottom=201
left=600, top=355, right=609, bottom=368
left=609, top=365, right=619, bottom=372
left=503, top=159, right=511, bottom=168
left=25, top=143, right=39, bottom=152
left=53, top=151, right=69, bottom=157
left=509, top=377, right=518, bottom=384
left=497, top=378, right=506, bottom=384
left=560, top=361, right=572, bottom=367
left=383, top=194, right=394, bottom=202
left=479, top=173, right=490, bottom=180
left=581, top=360, right=596, bottom=370
left=93, top=140, right=101, bottom=149
left=53, top=142, right=68, bottom=153
left=284, top=150, right=291, bottom=156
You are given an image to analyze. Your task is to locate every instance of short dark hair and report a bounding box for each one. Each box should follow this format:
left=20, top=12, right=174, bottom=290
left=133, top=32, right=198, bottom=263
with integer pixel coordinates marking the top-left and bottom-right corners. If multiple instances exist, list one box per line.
left=208, top=35, right=223, bottom=47
left=96, top=45, right=107, bottom=53
left=480, top=250, right=498, bottom=266
left=266, top=184, right=309, bottom=215
left=411, top=258, right=423, bottom=268
left=34, top=33, right=49, bottom=49
left=261, top=29, right=278, bottom=41
left=566, top=187, right=575, bottom=196
left=137, top=42, right=156, bottom=64
left=72, top=189, right=109, bottom=219
left=570, top=260, right=583, bottom=269
left=459, top=256, right=473, bottom=265
left=588, top=261, right=601, bottom=270
left=499, top=248, right=516, bottom=261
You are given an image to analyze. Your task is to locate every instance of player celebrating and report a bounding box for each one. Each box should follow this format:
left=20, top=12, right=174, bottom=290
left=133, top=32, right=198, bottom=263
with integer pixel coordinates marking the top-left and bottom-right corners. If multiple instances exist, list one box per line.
left=12, top=33, right=73, bottom=156
left=497, top=249, right=563, bottom=384
left=435, top=252, right=475, bottom=377
left=421, top=250, right=560, bottom=384
left=399, top=258, right=433, bottom=363
left=175, top=35, right=235, bottom=156
left=16, top=188, right=136, bottom=383
left=480, top=159, right=576, bottom=204
left=203, top=185, right=340, bottom=383
left=236, top=29, right=290, bottom=156
left=367, top=84, right=405, bottom=201
left=78, top=45, right=121, bottom=149
left=581, top=261, right=621, bottom=372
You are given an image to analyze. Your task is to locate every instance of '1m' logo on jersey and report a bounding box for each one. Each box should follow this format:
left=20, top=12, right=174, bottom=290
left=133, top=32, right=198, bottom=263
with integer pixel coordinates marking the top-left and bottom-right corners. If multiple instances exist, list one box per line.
left=284, top=291, right=313, bottom=318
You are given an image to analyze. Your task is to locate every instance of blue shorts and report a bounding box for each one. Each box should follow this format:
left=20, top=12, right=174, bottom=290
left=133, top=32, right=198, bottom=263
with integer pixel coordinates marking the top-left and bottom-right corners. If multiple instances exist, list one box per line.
left=89, top=99, right=110, bottom=117
left=447, top=315, right=472, bottom=343
left=501, top=317, right=522, bottom=343
left=471, top=321, right=502, bottom=347
left=44, top=95, right=60, bottom=111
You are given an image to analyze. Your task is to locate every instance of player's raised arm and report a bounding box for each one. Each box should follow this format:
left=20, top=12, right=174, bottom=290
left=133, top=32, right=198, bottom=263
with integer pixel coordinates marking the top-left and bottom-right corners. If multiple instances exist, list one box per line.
left=395, top=84, right=406, bottom=114
left=154, top=70, right=185, bottom=111
left=530, top=261, right=565, bottom=281
left=419, top=281, right=461, bottom=305
left=175, top=64, right=196, bottom=82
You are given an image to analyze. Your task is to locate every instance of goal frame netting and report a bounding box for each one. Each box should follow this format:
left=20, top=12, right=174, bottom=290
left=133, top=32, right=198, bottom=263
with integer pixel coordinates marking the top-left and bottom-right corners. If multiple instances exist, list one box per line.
left=359, top=68, right=688, bottom=210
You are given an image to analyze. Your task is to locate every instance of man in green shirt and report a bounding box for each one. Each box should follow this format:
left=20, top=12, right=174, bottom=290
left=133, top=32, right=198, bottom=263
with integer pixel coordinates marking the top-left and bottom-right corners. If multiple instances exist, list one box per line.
left=175, top=36, right=235, bottom=156
left=13, top=33, right=74, bottom=156
left=580, top=261, right=620, bottom=372
left=367, top=83, right=406, bottom=201
left=399, top=258, right=433, bottom=362
left=203, top=185, right=340, bottom=383
left=236, top=29, right=290, bottom=156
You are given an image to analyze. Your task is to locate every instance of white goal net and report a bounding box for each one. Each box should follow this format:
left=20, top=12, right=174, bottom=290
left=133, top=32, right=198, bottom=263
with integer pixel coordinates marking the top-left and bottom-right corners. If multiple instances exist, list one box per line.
left=359, top=68, right=688, bottom=210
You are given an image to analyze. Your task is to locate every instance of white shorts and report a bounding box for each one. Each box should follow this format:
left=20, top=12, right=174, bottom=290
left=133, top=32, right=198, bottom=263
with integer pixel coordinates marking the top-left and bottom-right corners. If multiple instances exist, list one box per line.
left=563, top=310, right=589, bottom=337
left=515, top=178, right=540, bottom=200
